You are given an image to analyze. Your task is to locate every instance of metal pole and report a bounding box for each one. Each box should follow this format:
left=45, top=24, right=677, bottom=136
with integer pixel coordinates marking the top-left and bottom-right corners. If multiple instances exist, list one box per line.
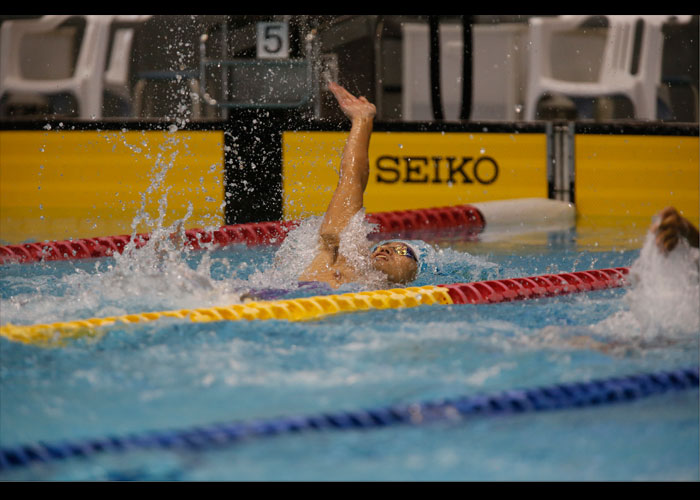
left=460, top=15, right=473, bottom=121
left=429, top=16, right=444, bottom=121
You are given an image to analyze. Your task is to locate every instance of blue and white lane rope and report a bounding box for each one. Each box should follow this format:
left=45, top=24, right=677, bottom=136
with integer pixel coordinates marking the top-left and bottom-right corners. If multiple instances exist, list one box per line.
left=0, top=366, right=697, bottom=471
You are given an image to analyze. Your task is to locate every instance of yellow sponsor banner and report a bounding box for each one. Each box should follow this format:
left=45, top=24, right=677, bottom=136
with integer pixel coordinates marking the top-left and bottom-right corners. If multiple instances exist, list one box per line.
left=282, top=131, right=548, bottom=219
left=576, top=135, right=699, bottom=225
left=0, top=129, right=225, bottom=244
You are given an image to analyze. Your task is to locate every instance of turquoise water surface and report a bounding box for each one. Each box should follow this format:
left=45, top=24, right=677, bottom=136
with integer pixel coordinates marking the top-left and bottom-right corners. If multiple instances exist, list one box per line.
left=1, top=220, right=698, bottom=480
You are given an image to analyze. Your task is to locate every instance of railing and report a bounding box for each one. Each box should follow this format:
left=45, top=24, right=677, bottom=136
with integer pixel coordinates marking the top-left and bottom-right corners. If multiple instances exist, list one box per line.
left=198, top=30, right=319, bottom=112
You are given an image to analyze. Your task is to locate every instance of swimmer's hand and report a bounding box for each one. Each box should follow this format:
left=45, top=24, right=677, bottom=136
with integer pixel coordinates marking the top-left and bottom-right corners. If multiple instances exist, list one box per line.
left=651, top=206, right=700, bottom=254
left=169, top=220, right=186, bottom=249
left=328, top=82, right=376, bottom=122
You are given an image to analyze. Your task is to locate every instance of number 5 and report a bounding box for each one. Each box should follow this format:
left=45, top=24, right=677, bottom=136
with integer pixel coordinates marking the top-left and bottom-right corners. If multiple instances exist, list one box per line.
left=257, top=22, right=289, bottom=59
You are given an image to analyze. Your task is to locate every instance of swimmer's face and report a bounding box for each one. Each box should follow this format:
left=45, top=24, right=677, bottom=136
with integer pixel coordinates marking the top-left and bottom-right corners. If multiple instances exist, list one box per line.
left=370, top=242, right=418, bottom=284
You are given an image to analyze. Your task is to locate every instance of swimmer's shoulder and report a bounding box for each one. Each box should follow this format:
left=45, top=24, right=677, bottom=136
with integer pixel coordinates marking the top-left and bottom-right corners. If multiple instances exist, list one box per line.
left=299, top=258, right=359, bottom=289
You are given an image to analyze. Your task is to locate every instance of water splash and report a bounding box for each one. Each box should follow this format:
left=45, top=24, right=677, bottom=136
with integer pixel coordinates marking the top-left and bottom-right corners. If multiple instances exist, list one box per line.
left=0, top=224, right=246, bottom=326
left=243, top=209, right=389, bottom=292
left=411, top=244, right=499, bottom=286
left=2, top=134, right=239, bottom=324
left=0, top=199, right=507, bottom=326
left=529, top=229, right=700, bottom=355
left=254, top=210, right=500, bottom=291
left=592, top=231, right=699, bottom=343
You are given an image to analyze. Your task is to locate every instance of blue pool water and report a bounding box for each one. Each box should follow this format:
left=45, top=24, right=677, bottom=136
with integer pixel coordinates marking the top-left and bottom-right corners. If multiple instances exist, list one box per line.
left=0, top=218, right=698, bottom=481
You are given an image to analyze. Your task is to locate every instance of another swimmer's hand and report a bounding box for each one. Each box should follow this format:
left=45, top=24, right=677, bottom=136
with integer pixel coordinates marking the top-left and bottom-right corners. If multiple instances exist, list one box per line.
left=328, top=81, right=376, bottom=123
left=651, top=206, right=700, bottom=254
left=169, top=220, right=186, bottom=249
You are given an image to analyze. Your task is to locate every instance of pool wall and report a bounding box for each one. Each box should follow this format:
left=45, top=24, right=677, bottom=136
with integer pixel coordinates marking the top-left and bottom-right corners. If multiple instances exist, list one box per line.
left=0, top=121, right=226, bottom=245
left=282, top=128, right=547, bottom=219
left=0, top=118, right=697, bottom=245
left=574, top=123, right=698, bottom=222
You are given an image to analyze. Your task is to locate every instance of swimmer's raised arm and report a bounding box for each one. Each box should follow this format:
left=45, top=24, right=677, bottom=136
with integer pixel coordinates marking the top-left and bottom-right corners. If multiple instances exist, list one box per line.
left=317, top=82, right=376, bottom=248
left=299, top=83, right=376, bottom=286
left=651, top=206, right=700, bottom=254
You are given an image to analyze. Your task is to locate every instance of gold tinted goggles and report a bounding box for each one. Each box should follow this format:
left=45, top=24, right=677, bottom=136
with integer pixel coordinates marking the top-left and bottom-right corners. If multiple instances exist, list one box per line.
left=377, top=244, right=417, bottom=261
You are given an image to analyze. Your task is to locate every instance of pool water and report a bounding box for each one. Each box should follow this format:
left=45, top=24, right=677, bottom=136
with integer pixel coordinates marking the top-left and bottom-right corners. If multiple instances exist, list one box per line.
left=0, top=217, right=698, bottom=481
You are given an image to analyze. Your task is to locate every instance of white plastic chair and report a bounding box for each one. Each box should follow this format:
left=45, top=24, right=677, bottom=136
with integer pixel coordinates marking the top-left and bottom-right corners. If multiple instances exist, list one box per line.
left=103, top=16, right=152, bottom=111
left=524, top=15, right=691, bottom=121
left=0, top=15, right=113, bottom=119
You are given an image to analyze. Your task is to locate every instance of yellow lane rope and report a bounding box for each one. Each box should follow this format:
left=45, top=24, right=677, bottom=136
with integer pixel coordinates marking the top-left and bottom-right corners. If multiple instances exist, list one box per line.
left=0, top=286, right=453, bottom=346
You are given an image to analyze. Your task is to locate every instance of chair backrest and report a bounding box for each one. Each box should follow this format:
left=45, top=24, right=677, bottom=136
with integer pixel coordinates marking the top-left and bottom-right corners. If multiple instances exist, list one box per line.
left=73, top=15, right=113, bottom=79
left=530, top=15, right=685, bottom=85
left=599, top=16, right=678, bottom=85
left=104, top=28, right=135, bottom=87
left=0, top=15, right=112, bottom=85
left=599, top=16, right=637, bottom=80
left=105, top=14, right=152, bottom=85
left=0, top=15, right=74, bottom=86
left=0, top=15, right=154, bottom=118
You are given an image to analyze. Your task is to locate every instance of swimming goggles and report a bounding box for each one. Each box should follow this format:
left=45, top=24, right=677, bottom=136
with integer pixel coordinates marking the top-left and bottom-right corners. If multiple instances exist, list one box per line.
left=378, top=243, right=417, bottom=261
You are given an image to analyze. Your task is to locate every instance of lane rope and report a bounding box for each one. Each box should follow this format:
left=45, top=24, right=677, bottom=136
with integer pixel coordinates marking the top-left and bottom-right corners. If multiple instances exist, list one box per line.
left=0, top=267, right=629, bottom=345
left=0, top=366, right=696, bottom=472
left=0, top=205, right=485, bottom=264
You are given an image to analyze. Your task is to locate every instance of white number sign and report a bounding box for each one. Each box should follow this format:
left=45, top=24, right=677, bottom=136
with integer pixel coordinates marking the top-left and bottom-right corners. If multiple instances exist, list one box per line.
left=257, top=22, right=289, bottom=59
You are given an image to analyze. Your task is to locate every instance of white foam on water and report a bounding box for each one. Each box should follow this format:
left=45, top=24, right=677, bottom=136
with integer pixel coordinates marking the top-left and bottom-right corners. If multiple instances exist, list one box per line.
left=2, top=130, right=243, bottom=324
left=526, top=229, right=700, bottom=354
left=1, top=202, right=504, bottom=326
left=0, top=225, right=247, bottom=326
left=245, top=209, right=390, bottom=291
left=337, top=210, right=388, bottom=289
left=242, top=215, right=326, bottom=290
left=591, top=231, right=699, bottom=344
left=417, top=244, right=500, bottom=284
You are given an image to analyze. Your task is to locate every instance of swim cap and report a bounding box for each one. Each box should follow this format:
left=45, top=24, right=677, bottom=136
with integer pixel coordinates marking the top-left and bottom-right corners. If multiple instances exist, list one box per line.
left=370, top=239, right=433, bottom=278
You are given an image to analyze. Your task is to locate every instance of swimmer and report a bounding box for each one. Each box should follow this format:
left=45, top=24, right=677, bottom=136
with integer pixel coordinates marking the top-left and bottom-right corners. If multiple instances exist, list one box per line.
left=554, top=207, right=699, bottom=356
left=298, top=82, right=421, bottom=289
left=650, top=206, right=699, bottom=255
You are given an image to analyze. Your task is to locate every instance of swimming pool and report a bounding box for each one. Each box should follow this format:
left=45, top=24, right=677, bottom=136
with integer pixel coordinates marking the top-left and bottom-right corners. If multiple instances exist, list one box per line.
left=0, top=214, right=698, bottom=481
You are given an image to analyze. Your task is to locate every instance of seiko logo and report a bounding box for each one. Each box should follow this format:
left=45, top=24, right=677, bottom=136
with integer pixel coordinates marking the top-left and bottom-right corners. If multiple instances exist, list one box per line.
left=375, top=156, right=499, bottom=185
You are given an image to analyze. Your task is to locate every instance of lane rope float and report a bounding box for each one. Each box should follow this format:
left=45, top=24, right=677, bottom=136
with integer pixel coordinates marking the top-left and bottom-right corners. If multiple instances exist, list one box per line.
left=0, top=366, right=696, bottom=472
left=0, top=267, right=629, bottom=345
left=0, top=204, right=485, bottom=264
